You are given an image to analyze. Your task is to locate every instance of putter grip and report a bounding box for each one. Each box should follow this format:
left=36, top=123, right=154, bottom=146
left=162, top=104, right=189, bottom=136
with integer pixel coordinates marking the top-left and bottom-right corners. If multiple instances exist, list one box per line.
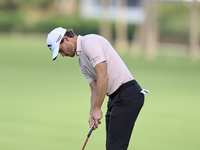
left=87, top=124, right=94, bottom=137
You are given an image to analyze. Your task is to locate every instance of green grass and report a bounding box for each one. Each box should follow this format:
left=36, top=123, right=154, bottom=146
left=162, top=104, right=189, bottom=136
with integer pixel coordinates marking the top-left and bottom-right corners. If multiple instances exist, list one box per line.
left=0, top=34, right=200, bottom=150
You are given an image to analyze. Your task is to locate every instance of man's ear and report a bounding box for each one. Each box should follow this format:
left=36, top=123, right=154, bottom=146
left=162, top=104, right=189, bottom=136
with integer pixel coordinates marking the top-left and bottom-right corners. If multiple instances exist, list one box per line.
left=63, top=36, right=69, bottom=42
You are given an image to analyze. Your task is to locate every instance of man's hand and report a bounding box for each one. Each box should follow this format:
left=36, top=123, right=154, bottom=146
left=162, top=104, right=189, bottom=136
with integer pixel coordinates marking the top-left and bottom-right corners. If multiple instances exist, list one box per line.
left=89, top=108, right=103, bottom=129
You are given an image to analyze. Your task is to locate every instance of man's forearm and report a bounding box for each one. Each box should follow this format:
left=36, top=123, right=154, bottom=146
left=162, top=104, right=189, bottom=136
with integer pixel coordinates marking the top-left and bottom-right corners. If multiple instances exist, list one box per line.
left=94, top=76, right=108, bottom=110
left=90, top=81, right=97, bottom=115
left=90, top=77, right=107, bottom=113
left=90, top=91, right=96, bottom=115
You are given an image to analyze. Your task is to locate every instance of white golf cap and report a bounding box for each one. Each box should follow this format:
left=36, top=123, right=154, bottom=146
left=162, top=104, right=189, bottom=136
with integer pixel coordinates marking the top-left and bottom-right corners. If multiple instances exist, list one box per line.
left=47, top=27, right=67, bottom=60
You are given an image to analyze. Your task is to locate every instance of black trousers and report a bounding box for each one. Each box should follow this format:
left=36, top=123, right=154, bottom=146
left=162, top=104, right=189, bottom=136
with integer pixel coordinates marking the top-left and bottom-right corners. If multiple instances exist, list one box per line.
left=106, top=80, right=144, bottom=150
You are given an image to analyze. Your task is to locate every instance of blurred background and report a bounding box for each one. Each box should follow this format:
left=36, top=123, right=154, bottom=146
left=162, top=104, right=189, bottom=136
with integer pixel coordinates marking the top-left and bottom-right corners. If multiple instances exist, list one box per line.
left=0, top=0, right=200, bottom=150
left=0, top=0, right=199, bottom=59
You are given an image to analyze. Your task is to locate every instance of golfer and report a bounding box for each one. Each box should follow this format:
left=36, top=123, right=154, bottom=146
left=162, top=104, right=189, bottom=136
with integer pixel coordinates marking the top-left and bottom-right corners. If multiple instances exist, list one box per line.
left=46, top=27, right=149, bottom=150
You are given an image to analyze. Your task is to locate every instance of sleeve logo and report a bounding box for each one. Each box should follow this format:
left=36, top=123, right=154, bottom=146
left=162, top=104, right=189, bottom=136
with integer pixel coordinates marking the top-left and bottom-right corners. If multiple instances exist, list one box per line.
left=91, top=55, right=100, bottom=63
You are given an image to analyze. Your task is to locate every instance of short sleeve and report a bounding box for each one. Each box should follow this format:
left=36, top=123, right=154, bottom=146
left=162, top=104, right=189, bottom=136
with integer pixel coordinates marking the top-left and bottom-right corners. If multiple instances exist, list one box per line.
left=84, top=38, right=106, bottom=68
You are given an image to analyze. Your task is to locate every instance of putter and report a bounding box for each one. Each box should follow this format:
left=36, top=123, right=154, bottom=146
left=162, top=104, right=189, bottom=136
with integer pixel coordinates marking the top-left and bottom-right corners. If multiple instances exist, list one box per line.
left=82, top=123, right=95, bottom=150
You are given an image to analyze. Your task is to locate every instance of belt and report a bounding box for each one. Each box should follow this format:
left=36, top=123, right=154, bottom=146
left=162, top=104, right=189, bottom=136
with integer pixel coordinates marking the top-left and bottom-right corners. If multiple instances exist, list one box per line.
left=109, top=80, right=137, bottom=99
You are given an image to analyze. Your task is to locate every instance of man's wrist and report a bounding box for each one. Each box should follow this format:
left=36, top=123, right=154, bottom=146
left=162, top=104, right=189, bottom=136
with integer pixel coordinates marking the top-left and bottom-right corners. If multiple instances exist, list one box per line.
left=93, top=106, right=101, bottom=110
left=90, top=109, right=93, bottom=115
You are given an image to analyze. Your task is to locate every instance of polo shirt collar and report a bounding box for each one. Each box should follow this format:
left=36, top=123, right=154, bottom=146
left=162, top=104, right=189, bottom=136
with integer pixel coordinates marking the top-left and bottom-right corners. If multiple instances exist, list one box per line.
left=76, top=35, right=82, bottom=56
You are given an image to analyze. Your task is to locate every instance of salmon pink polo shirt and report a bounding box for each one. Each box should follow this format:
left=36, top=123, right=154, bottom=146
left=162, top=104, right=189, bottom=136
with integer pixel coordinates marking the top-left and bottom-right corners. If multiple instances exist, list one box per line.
left=76, top=34, right=134, bottom=96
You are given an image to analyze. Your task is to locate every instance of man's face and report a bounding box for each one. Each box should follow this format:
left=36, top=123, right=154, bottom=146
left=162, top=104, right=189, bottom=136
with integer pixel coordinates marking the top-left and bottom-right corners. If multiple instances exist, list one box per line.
left=59, top=36, right=76, bottom=58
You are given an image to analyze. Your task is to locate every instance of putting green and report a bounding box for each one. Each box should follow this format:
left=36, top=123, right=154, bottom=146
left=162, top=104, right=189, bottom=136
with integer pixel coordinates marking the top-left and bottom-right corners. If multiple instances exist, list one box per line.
left=0, top=34, right=199, bottom=150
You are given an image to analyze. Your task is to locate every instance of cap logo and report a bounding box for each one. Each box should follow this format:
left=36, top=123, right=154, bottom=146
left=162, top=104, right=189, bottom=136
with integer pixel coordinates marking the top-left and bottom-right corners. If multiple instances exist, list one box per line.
left=47, top=45, right=52, bottom=51
left=56, top=35, right=62, bottom=43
